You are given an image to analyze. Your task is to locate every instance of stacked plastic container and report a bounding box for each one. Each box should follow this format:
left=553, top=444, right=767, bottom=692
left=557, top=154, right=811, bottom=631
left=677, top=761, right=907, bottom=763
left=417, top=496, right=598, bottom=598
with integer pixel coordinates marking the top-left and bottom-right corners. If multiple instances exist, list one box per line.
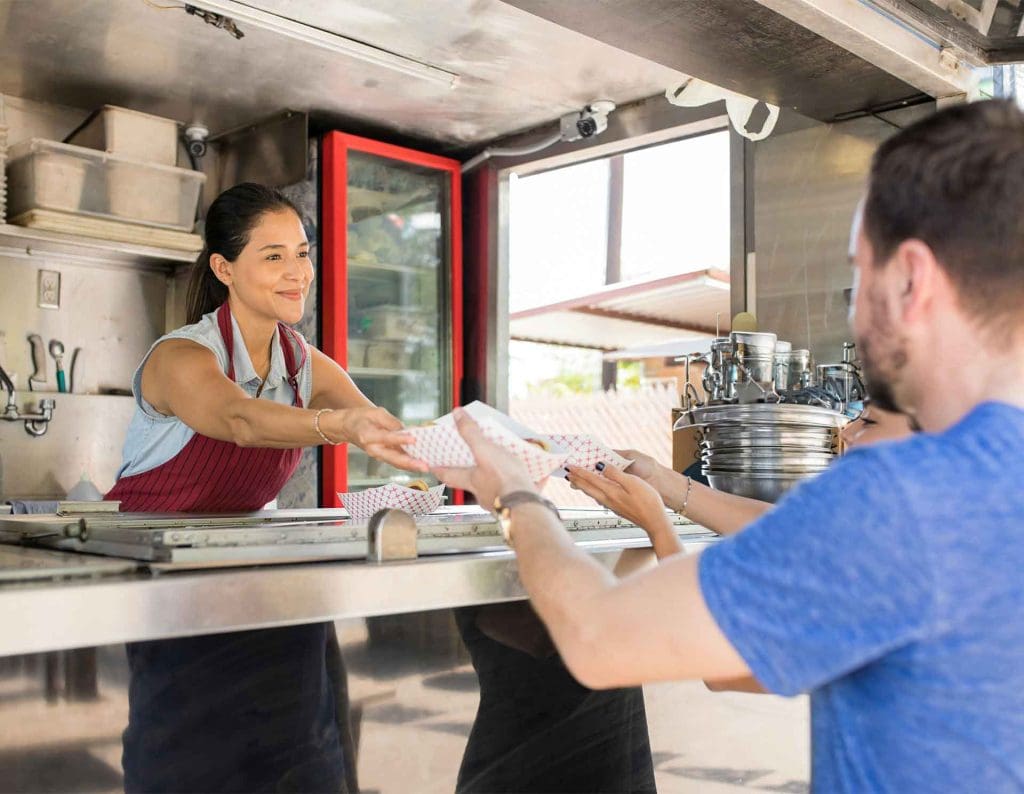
left=6, top=105, right=204, bottom=233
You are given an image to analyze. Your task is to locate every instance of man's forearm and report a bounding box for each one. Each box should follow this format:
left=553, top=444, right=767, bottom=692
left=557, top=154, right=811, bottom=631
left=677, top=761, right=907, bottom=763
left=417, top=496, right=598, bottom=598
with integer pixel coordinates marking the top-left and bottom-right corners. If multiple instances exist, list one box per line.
left=649, top=521, right=685, bottom=559
left=508, top=502, right=618, bottom=675
left=508, top=502, right=752, bottom=688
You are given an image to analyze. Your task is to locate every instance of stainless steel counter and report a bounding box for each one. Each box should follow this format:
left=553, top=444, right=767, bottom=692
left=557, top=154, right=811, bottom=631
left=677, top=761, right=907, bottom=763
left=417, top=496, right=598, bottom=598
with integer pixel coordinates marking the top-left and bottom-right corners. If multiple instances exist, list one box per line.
left=0, top=508, right=717, bottom=658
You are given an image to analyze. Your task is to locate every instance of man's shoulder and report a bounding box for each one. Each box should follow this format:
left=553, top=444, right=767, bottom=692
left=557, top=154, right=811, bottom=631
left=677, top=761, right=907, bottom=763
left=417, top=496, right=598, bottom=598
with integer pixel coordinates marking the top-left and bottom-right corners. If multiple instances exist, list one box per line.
left=816, top=402, right=1024, bottom=516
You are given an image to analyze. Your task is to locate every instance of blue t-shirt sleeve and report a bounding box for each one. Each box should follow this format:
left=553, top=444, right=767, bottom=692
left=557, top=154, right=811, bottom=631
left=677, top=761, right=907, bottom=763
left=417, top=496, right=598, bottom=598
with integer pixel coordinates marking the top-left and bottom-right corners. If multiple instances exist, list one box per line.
left=699, top=450, right=937, bottom=696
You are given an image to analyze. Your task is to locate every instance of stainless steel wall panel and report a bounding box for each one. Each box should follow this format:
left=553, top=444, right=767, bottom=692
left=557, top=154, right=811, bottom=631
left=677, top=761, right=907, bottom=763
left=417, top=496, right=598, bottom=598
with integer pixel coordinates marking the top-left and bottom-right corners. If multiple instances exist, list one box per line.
left=0, top=247, right=166, bottom=498
left=752, top=104, right=933, bottom=362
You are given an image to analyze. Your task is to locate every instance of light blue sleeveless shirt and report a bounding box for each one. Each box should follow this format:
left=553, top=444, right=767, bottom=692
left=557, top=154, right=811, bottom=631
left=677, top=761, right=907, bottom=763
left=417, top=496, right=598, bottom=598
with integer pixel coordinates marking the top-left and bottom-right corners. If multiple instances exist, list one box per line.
left=116, top=309, right=313, bottom=480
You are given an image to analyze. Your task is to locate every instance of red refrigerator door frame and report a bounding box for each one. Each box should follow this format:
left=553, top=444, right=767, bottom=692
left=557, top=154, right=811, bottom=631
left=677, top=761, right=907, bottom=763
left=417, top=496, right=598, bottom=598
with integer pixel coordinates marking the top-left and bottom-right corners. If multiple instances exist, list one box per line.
left=321, top=131, right=464, bottom=507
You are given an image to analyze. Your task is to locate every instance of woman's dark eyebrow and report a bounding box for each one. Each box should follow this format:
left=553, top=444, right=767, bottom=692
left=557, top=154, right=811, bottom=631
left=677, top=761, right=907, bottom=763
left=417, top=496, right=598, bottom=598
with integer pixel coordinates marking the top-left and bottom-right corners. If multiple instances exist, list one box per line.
left=258, top=242, right=309, bottom=251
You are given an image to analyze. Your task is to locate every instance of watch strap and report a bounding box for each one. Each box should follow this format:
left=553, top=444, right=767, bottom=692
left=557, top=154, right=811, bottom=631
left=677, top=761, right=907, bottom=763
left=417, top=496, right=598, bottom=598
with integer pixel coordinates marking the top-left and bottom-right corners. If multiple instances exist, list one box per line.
left=494, top=490, right=559, bottom=517
left=494, top=491, right=560, bottom=546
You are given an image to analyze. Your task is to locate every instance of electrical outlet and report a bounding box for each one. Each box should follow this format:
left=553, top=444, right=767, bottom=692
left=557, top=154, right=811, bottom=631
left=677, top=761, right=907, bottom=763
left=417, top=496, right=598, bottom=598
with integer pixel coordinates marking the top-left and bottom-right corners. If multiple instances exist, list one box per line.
left=38, top=269, right=61, bottom=309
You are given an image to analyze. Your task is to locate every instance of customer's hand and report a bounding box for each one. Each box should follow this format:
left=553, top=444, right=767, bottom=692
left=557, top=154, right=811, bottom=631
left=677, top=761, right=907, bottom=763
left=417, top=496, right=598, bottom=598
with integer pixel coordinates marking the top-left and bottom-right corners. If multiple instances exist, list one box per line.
left=331, top=406, right=428, bottom=472
left=432, top=410, right=536, bottom=510
left=567, top=463, right=674, bottom=538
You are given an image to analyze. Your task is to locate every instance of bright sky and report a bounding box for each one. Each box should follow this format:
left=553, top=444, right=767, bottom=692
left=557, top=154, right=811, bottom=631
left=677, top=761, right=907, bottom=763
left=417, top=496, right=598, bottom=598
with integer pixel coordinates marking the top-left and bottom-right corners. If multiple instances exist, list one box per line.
left=508, top=130, right=730, bottom=313
left=506, top=130, right=730, bottom=397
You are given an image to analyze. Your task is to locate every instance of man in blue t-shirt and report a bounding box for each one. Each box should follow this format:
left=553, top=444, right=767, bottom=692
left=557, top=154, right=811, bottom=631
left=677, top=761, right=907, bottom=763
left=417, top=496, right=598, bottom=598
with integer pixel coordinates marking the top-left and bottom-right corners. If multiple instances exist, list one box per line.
left=434, top=98, right=1024, bottom=793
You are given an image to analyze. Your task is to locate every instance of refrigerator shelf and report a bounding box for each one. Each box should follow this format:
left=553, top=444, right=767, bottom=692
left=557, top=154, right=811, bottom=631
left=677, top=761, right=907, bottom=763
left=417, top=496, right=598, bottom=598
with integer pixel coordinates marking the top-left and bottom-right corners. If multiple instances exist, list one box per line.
left=349, top=366, right=425, bottom=379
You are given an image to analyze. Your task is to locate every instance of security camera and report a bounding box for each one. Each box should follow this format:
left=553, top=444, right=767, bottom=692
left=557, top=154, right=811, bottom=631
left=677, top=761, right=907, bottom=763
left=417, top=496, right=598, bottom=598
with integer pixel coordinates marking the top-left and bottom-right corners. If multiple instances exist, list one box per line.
left=559, top=100, right=616, bottom=143
left=184, top=123, right=210, bottom=159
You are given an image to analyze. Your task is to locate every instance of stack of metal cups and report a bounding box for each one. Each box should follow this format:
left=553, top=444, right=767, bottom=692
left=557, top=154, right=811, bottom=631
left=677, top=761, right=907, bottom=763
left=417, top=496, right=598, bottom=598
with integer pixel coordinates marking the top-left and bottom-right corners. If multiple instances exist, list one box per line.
left=680, top=331, right=851, bottom=503
left=678, top=403, right=847, bottom=503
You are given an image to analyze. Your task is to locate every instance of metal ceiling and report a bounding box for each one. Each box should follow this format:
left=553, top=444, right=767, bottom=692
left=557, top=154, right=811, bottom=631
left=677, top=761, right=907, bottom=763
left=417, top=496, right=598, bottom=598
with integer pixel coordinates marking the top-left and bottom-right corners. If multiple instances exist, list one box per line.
left=504, top=0, right=929, bottom=121
left=2, top=0, right=1015, bottom=154
left=875, top=0, right=1024, bottom=62
left=0, top=0, right=690, bottom=148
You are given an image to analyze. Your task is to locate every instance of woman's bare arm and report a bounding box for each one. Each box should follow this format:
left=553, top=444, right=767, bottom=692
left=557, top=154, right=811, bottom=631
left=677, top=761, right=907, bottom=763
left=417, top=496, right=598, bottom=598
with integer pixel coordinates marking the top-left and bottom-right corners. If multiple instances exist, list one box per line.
left=140, top=340, right=425, bottom=470
left=648, top=467, right=772, bottom=537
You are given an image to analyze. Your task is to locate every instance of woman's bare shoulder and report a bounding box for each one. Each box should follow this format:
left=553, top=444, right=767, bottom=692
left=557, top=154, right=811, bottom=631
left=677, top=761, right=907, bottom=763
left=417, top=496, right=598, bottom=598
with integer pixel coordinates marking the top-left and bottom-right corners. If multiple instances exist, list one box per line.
left=145, top=337, right=222, bottom=377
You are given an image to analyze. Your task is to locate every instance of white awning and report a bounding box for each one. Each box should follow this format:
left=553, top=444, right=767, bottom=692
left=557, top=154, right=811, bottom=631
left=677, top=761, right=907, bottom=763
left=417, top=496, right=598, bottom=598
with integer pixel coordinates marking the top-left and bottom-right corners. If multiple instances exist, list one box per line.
left=510, top=268, right=730, bottom=351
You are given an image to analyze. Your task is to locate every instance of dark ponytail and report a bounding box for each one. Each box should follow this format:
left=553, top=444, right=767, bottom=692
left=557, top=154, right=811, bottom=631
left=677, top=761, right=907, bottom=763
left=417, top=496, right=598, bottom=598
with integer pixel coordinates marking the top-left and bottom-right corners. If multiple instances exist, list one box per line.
left=185, top=183, right=302, bottom=324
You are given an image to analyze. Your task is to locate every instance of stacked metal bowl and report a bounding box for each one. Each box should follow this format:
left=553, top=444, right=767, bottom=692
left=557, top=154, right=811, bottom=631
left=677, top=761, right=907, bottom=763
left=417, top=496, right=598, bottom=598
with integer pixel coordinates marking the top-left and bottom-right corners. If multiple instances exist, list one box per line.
left=676, top=403, right=849, bottom=503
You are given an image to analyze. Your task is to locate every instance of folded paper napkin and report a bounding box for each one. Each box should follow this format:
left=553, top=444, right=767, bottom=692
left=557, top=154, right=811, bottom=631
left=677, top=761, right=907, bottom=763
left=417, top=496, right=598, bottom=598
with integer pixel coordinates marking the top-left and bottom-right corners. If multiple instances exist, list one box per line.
left=404, top=417, right=570, bottom=482
left=339, top=483, right=445, bottom=520
left=540, top=434, right=633, bottom=473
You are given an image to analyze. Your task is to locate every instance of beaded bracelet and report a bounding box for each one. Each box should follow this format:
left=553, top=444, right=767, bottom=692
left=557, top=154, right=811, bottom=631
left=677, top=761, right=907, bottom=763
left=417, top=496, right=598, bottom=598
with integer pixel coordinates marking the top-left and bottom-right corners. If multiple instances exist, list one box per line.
left=678, top=475, right=693, bottom=517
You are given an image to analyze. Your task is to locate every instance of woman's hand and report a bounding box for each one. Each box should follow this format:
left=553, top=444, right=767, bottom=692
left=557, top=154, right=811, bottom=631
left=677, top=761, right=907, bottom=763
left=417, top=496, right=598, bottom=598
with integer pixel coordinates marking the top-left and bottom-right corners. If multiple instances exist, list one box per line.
left=432, top=410, right=536, bottom=510
left=567, top=464, right=675, bottom=539
left=615, top=448, right=666, bottom=484
left=326, top=406, right=429, bottom=472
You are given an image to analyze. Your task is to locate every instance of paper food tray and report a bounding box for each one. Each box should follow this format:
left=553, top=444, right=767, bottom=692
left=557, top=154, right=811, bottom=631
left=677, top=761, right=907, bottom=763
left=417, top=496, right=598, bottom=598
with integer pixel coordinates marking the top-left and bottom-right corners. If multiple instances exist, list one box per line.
left=339, top=483, right=445, bottom=520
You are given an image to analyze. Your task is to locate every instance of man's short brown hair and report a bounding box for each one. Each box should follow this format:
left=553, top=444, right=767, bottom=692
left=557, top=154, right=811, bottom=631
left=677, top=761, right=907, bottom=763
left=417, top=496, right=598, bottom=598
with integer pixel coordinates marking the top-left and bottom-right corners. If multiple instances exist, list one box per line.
left=864, top=99, right=1024, bottom=326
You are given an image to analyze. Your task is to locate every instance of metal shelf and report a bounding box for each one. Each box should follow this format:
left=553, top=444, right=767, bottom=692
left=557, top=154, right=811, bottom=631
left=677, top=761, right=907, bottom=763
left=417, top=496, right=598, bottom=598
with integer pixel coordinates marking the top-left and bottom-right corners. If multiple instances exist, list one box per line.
left=347, top=260, right=430, bottom=277
left=0, top=223, right=198, bottom=270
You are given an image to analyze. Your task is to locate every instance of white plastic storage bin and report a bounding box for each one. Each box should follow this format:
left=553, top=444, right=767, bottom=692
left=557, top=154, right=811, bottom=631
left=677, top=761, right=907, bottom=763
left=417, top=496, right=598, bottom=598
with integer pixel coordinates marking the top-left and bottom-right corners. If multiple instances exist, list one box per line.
left=67, top=105, right=179, bottom=166
left=6, top=139, right=205, bottom=231
left=364, top=341, right=416, bottom=370
left=346, top=339, right=368, bottom=368
left=360, top=305, right=433, bottom=341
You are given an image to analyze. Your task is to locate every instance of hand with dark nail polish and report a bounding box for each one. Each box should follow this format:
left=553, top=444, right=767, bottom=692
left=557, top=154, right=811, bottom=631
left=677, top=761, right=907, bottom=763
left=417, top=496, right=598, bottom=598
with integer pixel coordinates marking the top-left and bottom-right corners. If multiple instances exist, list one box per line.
left=595, top=461, right=606, bottom=472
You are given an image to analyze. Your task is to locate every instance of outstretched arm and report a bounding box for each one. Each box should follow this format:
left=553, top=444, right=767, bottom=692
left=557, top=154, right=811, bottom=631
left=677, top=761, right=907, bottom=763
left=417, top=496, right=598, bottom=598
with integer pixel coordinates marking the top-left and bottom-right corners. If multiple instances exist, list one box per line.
left=433, top=412, right=752, bottom=690
left=140, top=339, right=426, bottom=471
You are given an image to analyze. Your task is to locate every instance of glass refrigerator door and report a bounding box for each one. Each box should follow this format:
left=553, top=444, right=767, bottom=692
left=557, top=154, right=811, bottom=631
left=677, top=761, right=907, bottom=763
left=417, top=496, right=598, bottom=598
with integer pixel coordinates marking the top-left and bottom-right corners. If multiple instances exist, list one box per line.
left=322, top=133, right=462, bottom=505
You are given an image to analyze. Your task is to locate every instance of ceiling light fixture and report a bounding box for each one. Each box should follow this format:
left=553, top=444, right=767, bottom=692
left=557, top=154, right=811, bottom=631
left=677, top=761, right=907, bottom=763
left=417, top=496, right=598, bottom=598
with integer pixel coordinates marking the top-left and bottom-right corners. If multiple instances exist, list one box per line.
left=185, top=0, right=460, bottom=89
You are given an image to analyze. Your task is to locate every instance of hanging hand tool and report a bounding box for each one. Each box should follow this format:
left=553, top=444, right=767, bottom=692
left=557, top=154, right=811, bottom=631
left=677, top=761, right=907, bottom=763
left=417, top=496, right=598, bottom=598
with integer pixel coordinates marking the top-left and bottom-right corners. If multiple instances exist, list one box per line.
left=48, top=339, right=66, bottom=393
left=27, top=334, right=47, bottom=391
left=68, top=347, right=81, bottom=394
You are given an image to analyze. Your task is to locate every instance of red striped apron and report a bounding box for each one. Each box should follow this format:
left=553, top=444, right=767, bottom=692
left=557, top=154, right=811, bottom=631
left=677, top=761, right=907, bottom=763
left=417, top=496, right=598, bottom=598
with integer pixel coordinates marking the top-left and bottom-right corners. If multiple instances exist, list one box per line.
left=106, top=301, right=306, bottom=512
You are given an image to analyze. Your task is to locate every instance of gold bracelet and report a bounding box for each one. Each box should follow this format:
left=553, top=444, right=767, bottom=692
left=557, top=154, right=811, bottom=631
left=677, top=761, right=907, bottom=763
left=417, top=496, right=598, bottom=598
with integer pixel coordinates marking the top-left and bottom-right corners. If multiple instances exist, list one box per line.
left=314, top=408, right=339, bottom=445
left=677, top=475, right=693, bottom=517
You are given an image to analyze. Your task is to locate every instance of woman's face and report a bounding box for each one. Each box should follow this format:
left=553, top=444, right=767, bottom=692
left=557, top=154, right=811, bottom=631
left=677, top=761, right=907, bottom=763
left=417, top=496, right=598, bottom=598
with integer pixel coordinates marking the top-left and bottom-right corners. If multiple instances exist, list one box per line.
left=213, top=209, right=313, bottom=325
left=840, top=403, right=914, bottom=451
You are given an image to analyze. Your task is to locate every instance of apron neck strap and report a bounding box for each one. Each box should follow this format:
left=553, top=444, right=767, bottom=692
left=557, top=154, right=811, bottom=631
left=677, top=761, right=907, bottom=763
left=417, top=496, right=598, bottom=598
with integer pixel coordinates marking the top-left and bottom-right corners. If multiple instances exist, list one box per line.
left=216, top=302, right=236, bottom=381
left=216, top=302, right=305, bottom=408
left=277, top=324, right=306, bottom=409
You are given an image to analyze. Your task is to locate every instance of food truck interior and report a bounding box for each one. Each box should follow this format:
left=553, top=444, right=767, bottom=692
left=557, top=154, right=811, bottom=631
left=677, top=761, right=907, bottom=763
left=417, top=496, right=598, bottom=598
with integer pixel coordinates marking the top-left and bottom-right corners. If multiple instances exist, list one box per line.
left=0, top=1, right=1021, bottom=791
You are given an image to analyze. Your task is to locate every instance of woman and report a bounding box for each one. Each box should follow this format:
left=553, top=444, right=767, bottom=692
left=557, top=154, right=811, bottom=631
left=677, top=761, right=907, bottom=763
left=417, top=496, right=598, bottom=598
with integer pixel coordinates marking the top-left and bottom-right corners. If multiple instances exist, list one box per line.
left=107, top=183, right=425, bottom=792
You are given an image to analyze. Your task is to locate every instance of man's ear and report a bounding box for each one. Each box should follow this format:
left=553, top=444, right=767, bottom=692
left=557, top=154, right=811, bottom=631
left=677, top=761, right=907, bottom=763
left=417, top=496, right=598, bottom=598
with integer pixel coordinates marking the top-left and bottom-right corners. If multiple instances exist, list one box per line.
left=210, top=253, right=232, bottom=287
left=892, top=239, right=941, bottom=325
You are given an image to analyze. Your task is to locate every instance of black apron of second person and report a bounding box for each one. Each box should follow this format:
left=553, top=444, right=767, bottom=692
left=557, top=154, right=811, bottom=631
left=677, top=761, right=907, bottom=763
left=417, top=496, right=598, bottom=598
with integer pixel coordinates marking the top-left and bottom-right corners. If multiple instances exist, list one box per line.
left=455, top=604, right=657, bottom=794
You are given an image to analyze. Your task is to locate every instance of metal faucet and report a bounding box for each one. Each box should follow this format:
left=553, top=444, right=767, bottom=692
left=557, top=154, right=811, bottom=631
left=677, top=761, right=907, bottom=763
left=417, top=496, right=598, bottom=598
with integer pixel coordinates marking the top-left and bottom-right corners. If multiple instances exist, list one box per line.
left=0, top=362, right=56, bottom=437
